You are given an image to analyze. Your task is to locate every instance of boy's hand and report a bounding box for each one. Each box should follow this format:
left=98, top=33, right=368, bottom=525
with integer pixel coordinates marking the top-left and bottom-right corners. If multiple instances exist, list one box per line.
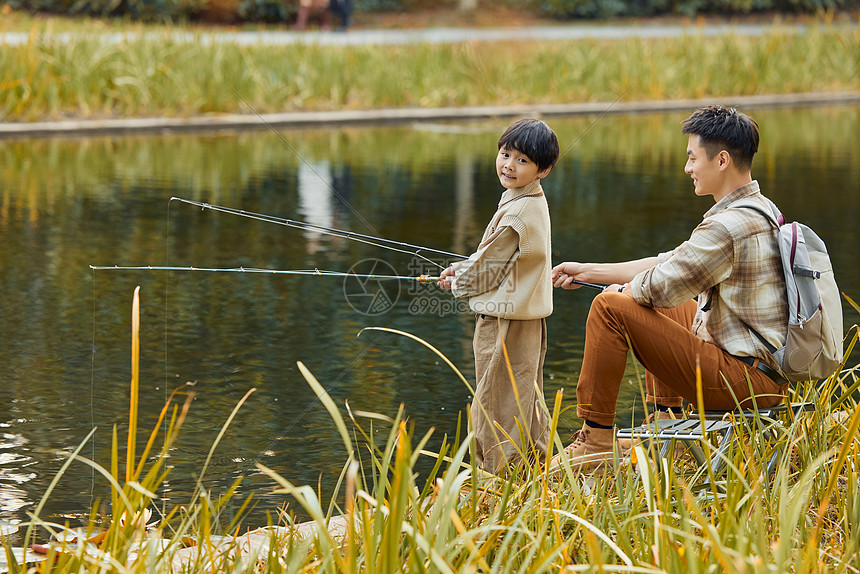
left=552, top=262, right=586, bottom=289
left=438, top=265, right=455, bottom=290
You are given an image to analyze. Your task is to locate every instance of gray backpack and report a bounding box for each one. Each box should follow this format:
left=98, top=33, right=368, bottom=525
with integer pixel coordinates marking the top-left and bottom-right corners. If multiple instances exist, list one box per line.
left=732, top=198, right=843, bottom=382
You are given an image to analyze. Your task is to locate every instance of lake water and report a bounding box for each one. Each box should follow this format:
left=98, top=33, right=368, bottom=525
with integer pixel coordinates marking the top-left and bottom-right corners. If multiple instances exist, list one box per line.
left=1, top=105, right=858, bottom=531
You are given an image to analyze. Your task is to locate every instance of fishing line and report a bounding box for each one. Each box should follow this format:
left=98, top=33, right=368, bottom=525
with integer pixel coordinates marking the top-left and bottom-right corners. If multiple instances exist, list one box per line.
left=226, top=83, right=457, bottom=268
left=81, top=83, right=626, bottom=525
left=89, top=265, right=414, bottom=490
left=236, top=331, right=387, bottom=476
left=217, top=82, right=634, bottom=282
left=226, top=82, right=386, bottom=241
left=162, top=201, right=172, bottom=497
left=557, top=84, right=633, bottom=161
left=170, top=197, right=459, bottom=270
left=90, top=268, right=97, bottom=510
left=103, top=86, right=622, bottom=503
left=89, top=265, right=442, bottom=282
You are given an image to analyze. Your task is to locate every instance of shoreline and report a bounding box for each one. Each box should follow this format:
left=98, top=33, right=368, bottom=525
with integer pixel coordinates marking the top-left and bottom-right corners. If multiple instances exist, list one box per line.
left=2, top=91, right=859, bottom=139
left=0, top=22, right=818, bottom=47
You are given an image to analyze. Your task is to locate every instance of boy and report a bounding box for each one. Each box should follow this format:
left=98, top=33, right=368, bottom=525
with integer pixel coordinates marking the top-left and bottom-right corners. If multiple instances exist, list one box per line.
left=438, top=118, right=559, bottom=474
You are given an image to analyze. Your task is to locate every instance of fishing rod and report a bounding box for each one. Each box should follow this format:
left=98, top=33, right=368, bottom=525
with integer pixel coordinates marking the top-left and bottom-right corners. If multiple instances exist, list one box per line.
left=200, top=83, right=633, bottom=294
left=170, top=197, right=463, bottom=269
left=555, top=278, right=605, bottom=291
left=90, top=264, right=606, bottom=290
left=89, top=265, right=442, bottom=283
left=168, top=197, right=606, bottom=291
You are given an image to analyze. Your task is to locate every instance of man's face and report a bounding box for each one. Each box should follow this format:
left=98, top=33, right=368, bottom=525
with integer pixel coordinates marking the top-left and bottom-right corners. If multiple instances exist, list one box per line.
left=684, top=134, right=722, bottom=198
left=496, top=146, right=549, bottom=190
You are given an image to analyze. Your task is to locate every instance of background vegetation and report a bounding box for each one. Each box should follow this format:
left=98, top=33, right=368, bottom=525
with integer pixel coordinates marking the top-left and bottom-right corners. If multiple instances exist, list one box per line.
left=1, top=23, right=858, bottom=121
left=0, top=0, right=858, bottom=26
left=535, top=0, right=860, bottom=19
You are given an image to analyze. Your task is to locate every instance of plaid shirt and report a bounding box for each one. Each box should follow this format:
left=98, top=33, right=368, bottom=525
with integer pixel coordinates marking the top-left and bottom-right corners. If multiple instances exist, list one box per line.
left=631, top=181, right=787, bottom=370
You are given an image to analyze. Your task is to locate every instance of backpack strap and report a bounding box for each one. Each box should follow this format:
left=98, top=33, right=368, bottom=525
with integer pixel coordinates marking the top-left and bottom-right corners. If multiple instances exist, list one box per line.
left=727, top=198, right=785, bottom=228
left=726, top=197, right=785, bottom=357
left=701, top=198, right=780, bottom=317
left=743, top=320, right=779, bottom=354
left=701, top=287, right=715, bottom=311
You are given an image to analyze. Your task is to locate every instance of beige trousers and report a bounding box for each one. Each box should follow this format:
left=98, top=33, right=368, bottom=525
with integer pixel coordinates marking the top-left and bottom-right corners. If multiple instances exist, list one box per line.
left=471, top=315, right=549, bottom=473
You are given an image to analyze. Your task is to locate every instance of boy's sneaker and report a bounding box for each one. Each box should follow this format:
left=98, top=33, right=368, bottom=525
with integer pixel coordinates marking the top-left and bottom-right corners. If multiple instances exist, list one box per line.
left=549, top=423, right=627, bottom=474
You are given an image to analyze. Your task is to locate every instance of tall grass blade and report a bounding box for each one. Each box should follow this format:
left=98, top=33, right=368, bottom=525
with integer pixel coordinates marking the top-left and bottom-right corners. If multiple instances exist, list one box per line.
left=199, top=387, right=256, bottom=481
left=297, top=361, right=353, bottom=458
left=554, top=509, right=633, bottom=566
left=358, top=326, right=504, bottom=464
left=22, top=428, right=97, bottom=551
left=128, top=285, right=140, bottom=484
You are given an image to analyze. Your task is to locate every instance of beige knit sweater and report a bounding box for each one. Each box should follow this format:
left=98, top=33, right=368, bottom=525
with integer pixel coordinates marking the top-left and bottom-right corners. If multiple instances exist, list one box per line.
left=451, top=179, right=552, bottom=320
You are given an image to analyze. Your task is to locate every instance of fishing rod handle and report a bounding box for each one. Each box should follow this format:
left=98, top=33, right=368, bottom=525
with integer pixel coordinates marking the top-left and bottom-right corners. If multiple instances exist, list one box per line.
left=573, top=279, right=607, bottom=290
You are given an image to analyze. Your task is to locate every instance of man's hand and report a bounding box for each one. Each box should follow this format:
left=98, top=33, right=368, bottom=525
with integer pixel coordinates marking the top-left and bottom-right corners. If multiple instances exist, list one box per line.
left=552, top=262, right=588, bottom=289
left=437, top=265, right=455, bottom=290
left=604, top=283, right=632, bottom=297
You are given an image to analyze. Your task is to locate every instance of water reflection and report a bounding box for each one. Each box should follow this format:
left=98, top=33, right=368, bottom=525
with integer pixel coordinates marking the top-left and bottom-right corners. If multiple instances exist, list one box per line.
left=0, top=105, right=858, bottom=528
left=297, top=160, right=335, bottom=254
left=0, top=429, right=33, bottom=515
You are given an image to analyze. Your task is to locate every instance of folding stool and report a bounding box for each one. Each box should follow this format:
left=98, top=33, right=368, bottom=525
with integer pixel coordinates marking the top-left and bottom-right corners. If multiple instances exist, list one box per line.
left=616, top=402, right=817, bottom=486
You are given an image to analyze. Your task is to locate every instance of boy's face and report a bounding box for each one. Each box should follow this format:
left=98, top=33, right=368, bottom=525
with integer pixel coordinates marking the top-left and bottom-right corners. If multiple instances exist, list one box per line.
left=496, top=146, right=551, bottom=190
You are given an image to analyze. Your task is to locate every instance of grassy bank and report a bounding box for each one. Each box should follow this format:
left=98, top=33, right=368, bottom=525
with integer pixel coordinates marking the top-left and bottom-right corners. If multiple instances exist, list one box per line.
left=5, top=297, right=860, bottom=572
left=1, top=20, right=858, bottom=122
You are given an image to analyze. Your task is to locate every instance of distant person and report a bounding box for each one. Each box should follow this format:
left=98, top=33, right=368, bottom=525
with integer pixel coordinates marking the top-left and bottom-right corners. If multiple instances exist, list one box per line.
left=550, top=105, right=789, bottom=473
left=328, top=0, right=352, bottom=31
left=438, top=119, right=559, bottom=474
left=294, top=0, right=330, bottom=31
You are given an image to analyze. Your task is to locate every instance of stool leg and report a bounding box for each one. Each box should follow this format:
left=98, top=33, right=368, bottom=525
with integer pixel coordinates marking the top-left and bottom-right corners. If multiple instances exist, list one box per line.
left=685, top=439, right=708, bottom=467
left=764, top=427, right=784, bottom=478
left=660, top=437, right=674, bottom=460
left=709, top=427, right=736, bottom=476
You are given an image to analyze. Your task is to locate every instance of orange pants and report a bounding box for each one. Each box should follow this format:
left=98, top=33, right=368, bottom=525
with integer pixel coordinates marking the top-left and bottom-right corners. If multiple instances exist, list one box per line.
left=576, top=293, right=786, bottom=426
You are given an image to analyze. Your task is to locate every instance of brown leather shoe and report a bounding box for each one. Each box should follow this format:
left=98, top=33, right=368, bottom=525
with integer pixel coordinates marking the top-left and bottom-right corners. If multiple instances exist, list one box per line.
left=549, top=423, right=625, bottom=474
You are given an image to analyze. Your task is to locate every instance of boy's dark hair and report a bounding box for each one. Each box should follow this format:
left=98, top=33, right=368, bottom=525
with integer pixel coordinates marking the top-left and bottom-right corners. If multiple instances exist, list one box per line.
left=681, top=105, right=760, bottom=171
left=498, top=119, right=560, bottom=173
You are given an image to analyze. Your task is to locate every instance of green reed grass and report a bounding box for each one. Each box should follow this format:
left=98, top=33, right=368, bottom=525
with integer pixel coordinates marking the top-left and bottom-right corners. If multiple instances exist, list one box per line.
left=1, top=20, right=858, bottom=121
left=3, top=290, right=858, bottom=571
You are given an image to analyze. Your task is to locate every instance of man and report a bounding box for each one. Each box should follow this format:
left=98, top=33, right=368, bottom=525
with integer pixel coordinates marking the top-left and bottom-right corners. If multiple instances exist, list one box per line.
left=551, top=105, right=788, bottom=472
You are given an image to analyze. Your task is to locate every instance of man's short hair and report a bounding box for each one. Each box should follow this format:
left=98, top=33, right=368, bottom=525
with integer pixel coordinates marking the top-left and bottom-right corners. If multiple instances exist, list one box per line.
left=681, top=105, right=760, bottom=171
left=498, top=119, right=560, bottom=173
